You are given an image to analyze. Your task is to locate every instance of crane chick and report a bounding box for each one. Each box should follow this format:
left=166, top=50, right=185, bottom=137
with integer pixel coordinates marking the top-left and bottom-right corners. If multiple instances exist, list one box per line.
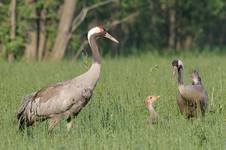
left=145, top=95, right=160, bottom=123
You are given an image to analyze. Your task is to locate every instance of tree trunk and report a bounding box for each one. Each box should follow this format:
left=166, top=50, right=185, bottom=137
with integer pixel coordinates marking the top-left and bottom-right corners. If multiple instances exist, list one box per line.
left=176, top=39, right=181, bottom=51
left=168, top=8, right=176, bottom=50
left=51, top=0, right=77, bottom=60
left=120, top=25, right=129, bottom=53
left=43, top=35, right=52, bottom=61
left=0, top=45, right=2, bottom=54
left=183, top=34, right=193, bottom=50
left=25, top=25, right=38, bottom=60
left=8, top=0, right=16, bottom=63
left=206, top=33, right=213, bottom=48
left=219, top=21, right=225, bottom=46
left=7, top=53, right=15, bottom=63
left=10, top=0, right=16, bottom=40
left=24, top=0, right=38, bottom=61
left=109, top=26, right=119, bottom=56
left=38, top=9, right=47, bottom=61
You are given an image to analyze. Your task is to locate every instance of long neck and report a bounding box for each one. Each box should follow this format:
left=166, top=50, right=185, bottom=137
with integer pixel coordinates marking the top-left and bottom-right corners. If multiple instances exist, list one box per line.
left=178, top=67, right=184, bottom=85
left=80, top=35, right=101, bottom=89
left=178, top=67, right=188, bottom=98
left=147, top=104, right=158, bottom=119
left=89, top=35, right=101, bottom=64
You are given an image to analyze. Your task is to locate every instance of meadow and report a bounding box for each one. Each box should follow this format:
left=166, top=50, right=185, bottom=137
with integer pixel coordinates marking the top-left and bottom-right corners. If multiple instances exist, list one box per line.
left=0, top=52, right=225, bottom=149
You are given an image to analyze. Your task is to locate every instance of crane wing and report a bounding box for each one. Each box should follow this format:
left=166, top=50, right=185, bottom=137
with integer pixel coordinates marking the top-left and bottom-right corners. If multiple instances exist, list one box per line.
left=33, top=82, right=65, bottom=103
left=31, top=81, right=89, bottom=116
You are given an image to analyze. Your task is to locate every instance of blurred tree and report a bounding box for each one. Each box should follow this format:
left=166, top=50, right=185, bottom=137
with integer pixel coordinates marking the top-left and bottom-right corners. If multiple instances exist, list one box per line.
left=37, top=5, right=46, bottom=61
left=0, top=0, right=226, bottom=61
left=8, top=0, right=16, bottom=63
left=50, top=0, right=77, bottom=60
left=51, top=0, right=117, bottom=60
left=24, top=0, right=38, bottom=60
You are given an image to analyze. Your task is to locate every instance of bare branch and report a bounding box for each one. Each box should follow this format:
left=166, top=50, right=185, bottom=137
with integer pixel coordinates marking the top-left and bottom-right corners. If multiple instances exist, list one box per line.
left=72, top=40, right=89, bottom=60
left=109, top=12, right=139, bottom=28
left=71, top=0, right=117, bottom=33
left=70, top=9, right=88, bottom=33
left=71, top=12, right=139, bottom=60
left=87, top=0, right=118, bottom=11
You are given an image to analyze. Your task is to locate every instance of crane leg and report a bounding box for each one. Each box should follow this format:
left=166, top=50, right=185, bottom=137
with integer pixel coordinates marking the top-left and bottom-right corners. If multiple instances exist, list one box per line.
left=48, top=116, right=60, bottom=133
left=177, top=95, right=186, bottom=114
left=200, top=100, right=207, bottom=116
left=66, top=116, right=74, bottom=131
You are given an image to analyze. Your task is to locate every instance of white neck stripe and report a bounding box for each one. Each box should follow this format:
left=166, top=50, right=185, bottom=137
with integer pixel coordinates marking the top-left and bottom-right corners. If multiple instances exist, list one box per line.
left=88, top=27, right=102, bottom=42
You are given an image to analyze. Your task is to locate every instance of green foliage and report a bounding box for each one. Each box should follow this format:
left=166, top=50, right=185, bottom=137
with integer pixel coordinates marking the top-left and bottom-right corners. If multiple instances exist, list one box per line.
left=5, top=36, right=24, bottom=53
left=208, top=0, right=225, bottom=14
left=1, top=0, right=226, bottom=60
left=0, top=53, right=225, bottom=149
left=0, top=2, right=10, bottom=53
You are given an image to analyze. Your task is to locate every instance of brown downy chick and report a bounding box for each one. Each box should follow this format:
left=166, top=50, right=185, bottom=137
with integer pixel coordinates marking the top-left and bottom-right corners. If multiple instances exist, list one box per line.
left=145, top=95, right=160, bottom=123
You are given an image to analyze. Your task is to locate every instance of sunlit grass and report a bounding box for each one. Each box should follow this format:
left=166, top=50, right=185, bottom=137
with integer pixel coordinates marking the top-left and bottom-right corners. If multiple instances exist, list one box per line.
left=0, top=52, right=225, bottom=149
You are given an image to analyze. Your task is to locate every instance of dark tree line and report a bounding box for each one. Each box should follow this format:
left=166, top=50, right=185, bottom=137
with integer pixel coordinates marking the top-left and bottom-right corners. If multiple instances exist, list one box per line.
left=0, top=0, right=225, bottom=62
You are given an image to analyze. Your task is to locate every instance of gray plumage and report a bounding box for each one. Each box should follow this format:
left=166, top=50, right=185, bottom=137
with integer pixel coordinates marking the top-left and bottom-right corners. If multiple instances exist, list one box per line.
left=190, top=70, right=202, bottom=85
left=17, top=93, right=35, bottom=129
left=172, top=59, right=208, bottom=118
left=17, top=26, right=119, bottom=131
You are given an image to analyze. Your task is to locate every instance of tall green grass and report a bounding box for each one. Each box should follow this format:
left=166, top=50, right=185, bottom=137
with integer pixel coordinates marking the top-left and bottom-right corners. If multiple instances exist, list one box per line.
left=0, top=52, right=225, bottom=149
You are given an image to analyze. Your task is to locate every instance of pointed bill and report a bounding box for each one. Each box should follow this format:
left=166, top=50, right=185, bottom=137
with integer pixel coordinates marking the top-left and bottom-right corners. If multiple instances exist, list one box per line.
left=156, top=96, right=160, bottom=100
left=173, top=66, right=177, bottom=76
left=104, top=32, right=119, bottom=43
left=152, top=95, right=160, bottom=103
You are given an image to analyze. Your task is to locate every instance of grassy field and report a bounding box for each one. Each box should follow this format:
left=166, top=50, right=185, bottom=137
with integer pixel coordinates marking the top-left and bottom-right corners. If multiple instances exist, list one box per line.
left=0, top=52, right=225, bottom=149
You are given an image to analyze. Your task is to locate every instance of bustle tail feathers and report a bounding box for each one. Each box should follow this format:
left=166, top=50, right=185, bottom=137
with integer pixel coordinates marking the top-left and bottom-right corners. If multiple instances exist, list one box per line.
left=17, top=93, right=35, bottom=130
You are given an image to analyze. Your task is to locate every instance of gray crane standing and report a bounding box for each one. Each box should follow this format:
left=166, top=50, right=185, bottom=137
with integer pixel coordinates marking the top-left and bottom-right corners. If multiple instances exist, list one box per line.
left=17, top=26, right=119, bottom=132
left=172, top=59, right=208, bottom=118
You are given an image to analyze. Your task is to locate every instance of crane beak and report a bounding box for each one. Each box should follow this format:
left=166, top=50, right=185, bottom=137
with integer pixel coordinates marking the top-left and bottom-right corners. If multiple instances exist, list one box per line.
left=104, top=32, right=119, bottom=43
left=173, top=66, right=177, bottom=76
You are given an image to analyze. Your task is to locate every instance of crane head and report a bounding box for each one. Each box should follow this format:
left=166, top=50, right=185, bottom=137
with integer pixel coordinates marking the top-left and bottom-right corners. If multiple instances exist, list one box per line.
left=172, top=59, right=183, bottom=75
left=87, top=26, right=119, bottom=43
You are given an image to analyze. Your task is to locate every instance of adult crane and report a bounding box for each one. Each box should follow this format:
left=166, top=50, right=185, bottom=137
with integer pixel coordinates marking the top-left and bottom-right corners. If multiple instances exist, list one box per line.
left=172, top=59, right=208, bottom=118
left=17, top=26, right=119, bottom=132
